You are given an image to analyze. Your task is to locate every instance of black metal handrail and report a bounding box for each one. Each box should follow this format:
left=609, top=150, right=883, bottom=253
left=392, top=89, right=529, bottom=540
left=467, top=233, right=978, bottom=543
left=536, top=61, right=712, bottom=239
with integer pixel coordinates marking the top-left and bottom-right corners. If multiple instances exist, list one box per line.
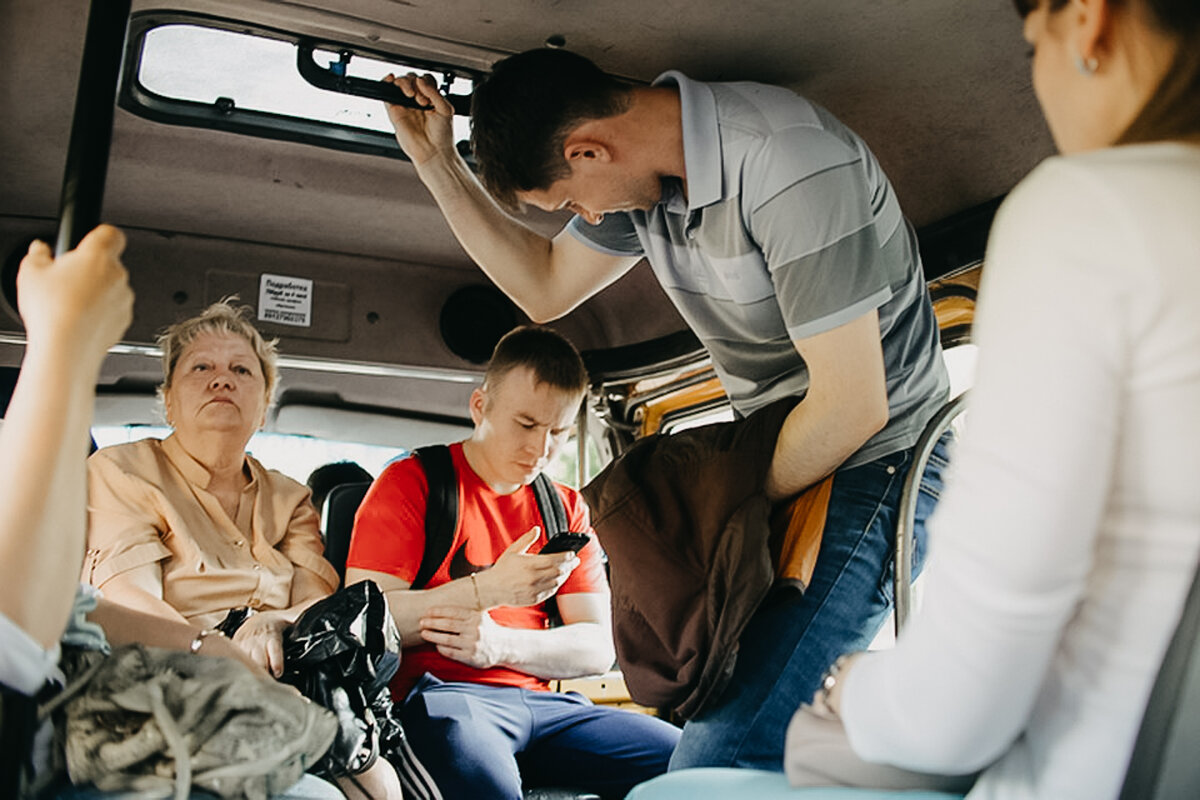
left=296, top=41, right=473, bottom=116
left=893, top=392, right=969, bottom=634
left=55, top=0, right=132, bottom=255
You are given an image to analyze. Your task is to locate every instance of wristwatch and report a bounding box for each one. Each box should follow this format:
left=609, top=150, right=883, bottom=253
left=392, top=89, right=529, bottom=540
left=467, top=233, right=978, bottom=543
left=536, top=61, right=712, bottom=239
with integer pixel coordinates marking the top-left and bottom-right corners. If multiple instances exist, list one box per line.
left=189, top=628, right=224, bottom=654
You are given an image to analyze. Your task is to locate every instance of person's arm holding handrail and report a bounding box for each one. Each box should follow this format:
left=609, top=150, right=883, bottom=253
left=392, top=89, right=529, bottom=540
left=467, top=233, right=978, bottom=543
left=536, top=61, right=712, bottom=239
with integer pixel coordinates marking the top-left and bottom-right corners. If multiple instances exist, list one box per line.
left=0, top=225, right=132, bottom=650
left=384, top=74, right=638, bottom=322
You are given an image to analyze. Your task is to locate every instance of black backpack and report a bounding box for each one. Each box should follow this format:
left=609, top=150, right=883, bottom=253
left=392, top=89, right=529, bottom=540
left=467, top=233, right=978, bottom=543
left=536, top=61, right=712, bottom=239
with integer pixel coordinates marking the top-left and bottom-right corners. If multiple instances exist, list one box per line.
left=410, top=444, right=570, bottom=625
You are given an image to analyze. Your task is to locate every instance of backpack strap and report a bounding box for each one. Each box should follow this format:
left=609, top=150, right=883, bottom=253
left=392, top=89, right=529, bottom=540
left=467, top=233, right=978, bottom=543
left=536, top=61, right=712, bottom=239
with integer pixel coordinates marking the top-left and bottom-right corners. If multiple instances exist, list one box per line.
left=531, top=472, right=568, bottom=538
left=412, top=445, right=457, bottom=591
left=532, top=473, right=570, bottom=628
left=413, top=446, right=571, bottom=627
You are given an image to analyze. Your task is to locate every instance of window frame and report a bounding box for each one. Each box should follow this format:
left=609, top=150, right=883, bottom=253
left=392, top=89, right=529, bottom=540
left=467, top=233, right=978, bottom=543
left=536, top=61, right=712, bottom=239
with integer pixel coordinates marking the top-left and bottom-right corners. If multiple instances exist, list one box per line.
left=117, top=11, right=483, bottom=161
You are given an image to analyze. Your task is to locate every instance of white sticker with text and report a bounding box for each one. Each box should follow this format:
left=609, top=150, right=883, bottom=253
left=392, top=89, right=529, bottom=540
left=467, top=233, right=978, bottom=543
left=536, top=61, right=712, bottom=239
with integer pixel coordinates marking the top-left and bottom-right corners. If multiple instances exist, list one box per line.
left=258, top=274, right=313, bottom=327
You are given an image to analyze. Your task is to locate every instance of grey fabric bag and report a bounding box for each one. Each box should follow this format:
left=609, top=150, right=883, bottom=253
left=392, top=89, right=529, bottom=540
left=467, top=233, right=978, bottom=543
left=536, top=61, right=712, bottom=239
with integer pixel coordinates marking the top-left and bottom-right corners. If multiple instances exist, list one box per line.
left=40, top=644, right=338, bottom=800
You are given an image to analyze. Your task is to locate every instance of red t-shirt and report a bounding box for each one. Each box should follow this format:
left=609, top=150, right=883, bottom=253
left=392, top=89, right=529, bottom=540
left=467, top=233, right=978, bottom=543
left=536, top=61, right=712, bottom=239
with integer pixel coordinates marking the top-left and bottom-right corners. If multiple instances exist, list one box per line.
left=346, top=443, right=607, bottom=698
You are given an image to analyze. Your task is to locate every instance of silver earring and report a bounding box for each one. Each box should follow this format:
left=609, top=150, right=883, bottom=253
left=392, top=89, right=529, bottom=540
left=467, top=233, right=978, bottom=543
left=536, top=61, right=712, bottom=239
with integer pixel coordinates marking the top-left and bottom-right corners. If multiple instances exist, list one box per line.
left=1075, top=54, right=1099, bottom=75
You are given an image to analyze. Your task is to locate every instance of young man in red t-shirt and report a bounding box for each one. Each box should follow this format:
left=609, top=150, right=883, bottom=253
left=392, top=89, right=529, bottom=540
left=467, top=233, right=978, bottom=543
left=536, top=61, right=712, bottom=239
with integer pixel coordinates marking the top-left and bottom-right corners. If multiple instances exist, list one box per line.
left=346, top=326, right=680, bottom=799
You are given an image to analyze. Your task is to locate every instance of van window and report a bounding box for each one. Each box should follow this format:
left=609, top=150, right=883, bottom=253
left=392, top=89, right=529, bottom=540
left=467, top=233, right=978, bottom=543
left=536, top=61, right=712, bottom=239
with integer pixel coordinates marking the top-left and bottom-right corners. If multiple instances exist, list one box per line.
left=124, top=16, right=477, bottom=157
left=91, top=425, right=405, bottom=483
left=91, top=425, right=604, bottom=490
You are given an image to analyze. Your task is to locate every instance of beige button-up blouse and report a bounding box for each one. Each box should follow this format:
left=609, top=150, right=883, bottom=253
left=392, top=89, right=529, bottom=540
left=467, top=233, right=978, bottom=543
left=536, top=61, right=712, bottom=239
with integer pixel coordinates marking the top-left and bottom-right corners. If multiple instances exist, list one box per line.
left=85, top=435, right=338, bottom=628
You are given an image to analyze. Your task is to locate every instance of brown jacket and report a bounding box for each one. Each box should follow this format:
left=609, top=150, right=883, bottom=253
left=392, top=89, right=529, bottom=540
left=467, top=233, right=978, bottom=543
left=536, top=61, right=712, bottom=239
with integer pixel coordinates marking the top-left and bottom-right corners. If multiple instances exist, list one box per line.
left=582, top=397, right=798, bottom=719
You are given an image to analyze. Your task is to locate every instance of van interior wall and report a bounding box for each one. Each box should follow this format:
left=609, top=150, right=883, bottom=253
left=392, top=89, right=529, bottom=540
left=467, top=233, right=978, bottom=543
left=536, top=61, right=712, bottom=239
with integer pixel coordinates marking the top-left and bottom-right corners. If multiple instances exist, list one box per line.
left=1, top=0, right=1056, bottom=246
left=0, top=0, right=1058, bottom=419
left=0, top=215, right=682, bottom=415
left=0, top=0, right=688, bottom=412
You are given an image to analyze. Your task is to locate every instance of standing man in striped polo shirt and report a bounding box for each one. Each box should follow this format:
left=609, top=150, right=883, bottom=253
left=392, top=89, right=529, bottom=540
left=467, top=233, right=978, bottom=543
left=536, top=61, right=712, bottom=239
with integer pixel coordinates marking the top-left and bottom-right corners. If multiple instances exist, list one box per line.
left=382, top=48, right=950, bottom=772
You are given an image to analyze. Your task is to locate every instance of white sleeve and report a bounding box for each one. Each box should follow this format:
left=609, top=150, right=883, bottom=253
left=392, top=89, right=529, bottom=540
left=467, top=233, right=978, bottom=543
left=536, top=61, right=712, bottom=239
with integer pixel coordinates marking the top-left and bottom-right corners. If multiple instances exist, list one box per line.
left=0, top=613, right=61, bottom=696
left=839, top=158, right=1150, bottom=772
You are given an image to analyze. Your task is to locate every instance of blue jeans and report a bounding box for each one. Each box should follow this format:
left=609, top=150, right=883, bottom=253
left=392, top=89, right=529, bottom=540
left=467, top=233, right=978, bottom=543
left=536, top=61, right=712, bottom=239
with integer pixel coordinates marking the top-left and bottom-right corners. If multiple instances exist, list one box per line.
left=398, top=673, right=681, bottom=800
left=628, top=768, right=964, bottom=800
left=669, top=434, right=951, bottom=771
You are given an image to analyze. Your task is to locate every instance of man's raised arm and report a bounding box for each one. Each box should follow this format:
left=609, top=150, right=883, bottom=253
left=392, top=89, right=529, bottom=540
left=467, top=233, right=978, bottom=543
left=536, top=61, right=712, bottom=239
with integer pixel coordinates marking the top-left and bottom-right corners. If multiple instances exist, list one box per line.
left=384, top=73, right=638, bottom=322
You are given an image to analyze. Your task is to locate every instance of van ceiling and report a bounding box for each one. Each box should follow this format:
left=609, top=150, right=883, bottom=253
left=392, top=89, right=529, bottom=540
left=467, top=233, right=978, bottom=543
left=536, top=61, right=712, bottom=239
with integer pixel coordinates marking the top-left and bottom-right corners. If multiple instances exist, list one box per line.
left=0, top=0, right=1050, bottom=417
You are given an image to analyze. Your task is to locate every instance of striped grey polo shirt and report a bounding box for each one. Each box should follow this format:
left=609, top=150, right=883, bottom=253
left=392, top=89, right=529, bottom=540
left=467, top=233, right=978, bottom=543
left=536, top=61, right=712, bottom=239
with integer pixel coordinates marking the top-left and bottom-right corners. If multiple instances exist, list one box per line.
left=568, top=71, right=948, bottom=467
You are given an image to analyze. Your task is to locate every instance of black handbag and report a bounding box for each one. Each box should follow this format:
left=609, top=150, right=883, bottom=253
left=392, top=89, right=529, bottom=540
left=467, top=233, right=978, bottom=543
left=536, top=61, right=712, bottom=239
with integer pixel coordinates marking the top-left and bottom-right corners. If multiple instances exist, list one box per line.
left=217, top=580, right=406, bottom=779
left=277, top=580, right=406, bottom=779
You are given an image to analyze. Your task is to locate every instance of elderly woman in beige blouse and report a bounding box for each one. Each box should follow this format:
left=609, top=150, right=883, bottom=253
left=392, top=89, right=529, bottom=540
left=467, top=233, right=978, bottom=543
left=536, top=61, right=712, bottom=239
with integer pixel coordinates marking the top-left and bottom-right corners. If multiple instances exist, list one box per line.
left=84, top=299, right=400, bottom=800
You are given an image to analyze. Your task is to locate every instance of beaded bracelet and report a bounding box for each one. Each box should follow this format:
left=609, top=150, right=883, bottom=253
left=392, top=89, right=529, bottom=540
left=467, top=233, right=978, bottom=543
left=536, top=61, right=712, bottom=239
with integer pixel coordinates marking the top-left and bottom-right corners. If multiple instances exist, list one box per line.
left=188, top=628, right=223, bottom=654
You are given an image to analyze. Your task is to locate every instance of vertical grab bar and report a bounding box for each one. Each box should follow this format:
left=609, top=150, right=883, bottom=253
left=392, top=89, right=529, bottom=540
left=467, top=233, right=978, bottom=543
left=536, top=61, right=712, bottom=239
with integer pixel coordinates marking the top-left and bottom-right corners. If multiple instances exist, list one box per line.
left=893, top=392, right=969, bottom=635
left=55, top=0, right=132, bottom=255
left=577, top=400, right=590, bottom=489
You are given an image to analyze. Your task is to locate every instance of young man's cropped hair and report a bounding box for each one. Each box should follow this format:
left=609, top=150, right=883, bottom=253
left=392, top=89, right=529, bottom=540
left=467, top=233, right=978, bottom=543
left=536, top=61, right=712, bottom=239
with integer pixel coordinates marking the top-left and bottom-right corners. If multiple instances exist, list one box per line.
left=483, top=325, right=589, bottom=398
left=469, top=49, right=631, bottom=211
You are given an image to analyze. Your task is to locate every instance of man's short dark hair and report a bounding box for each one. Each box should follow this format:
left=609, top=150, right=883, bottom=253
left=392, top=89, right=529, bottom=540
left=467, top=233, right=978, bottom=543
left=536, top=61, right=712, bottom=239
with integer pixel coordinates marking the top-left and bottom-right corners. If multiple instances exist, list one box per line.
left=470, top=49, right=631, bottom=210
left=306, top=460, right=373, bottom=515
left=484, top=326, right=588, bottom=398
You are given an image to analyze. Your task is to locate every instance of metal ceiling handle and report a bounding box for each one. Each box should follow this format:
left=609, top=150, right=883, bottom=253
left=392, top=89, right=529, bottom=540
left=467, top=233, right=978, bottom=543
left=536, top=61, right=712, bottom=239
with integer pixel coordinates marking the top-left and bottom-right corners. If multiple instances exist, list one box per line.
left=295, top=42, right=473, bottom=117
left=55, top=0, right=133, bottom=255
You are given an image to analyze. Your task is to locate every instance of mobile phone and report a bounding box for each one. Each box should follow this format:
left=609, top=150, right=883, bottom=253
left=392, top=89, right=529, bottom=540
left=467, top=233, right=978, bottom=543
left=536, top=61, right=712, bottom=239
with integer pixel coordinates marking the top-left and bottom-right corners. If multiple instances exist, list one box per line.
left=538, top=532, right=590, bottom=555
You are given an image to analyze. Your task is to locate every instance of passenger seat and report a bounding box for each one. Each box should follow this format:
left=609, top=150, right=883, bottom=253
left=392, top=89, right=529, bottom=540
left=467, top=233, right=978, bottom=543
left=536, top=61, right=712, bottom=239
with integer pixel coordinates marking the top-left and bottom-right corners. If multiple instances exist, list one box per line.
left=321, top=481, right=372, bottom=586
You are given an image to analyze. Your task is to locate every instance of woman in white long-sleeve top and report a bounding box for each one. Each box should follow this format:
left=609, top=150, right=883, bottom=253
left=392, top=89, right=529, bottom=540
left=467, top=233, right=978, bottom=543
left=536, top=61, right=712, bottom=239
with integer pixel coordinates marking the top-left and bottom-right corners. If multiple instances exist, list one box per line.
left=628, top=0, right=1200, bottom=798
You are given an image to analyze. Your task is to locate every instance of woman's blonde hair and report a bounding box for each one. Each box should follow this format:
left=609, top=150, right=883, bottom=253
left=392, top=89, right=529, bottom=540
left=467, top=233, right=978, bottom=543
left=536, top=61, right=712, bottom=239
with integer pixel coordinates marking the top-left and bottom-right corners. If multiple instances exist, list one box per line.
left=157, top=297, right=280, bottom=404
